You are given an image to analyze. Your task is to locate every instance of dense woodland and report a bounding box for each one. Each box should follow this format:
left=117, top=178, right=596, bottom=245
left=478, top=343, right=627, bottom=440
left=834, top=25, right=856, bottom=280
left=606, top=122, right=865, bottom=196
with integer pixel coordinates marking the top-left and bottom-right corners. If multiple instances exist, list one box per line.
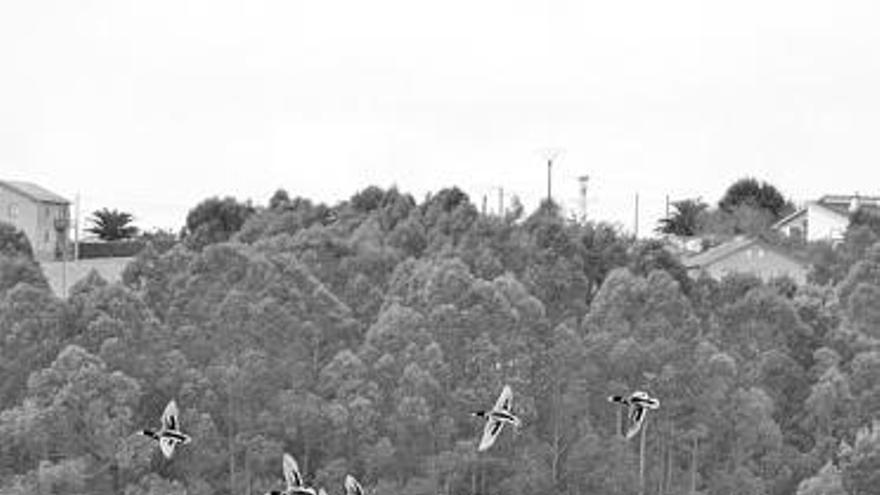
left=1, top=183, right=879, bottom=495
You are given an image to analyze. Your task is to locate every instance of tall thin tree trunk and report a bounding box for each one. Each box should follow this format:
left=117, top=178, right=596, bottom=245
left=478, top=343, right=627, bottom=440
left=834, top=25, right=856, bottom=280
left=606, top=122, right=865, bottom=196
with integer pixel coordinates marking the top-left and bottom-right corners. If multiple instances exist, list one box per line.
left=111, top=461, right=120, bottom=495
left=245, top=449, right=251, bottom=495
left=471, top=465, right=477, bottom=495
left=666, top=426, right=674, bottom=495
left=228, top=394, right=236, bottom=494
left=658, top=432, right=666, bottom=495
left=552, top=383, right=561, bottom=484
left=691, top=436, right=698, bottom=494
left=302, top=427, right=310, bottom=481
left=639, top=419, right=648, bottom=495
left=312, top=342, right=320, bottom=383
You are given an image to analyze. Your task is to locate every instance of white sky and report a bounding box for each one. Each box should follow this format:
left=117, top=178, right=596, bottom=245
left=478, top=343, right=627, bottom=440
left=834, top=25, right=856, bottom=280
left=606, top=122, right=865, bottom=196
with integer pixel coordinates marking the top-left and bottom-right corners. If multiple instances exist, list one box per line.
left=2, top=0, right=880, bottom=236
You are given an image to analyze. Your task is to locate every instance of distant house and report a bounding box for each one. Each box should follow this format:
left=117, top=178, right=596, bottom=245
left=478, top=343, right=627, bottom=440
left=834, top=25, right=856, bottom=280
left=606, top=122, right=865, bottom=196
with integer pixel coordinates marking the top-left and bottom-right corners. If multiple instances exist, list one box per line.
left=683, top=236, right=809, bottom=284
left=0, top=180, right=70, bottom=260
left=773, top=194, right=880, bottom=243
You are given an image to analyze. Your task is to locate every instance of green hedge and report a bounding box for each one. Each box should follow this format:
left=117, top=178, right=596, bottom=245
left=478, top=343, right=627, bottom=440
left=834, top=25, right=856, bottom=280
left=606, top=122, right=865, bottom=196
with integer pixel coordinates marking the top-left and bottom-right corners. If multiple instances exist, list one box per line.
left=77, top=240, right=146, bottom=259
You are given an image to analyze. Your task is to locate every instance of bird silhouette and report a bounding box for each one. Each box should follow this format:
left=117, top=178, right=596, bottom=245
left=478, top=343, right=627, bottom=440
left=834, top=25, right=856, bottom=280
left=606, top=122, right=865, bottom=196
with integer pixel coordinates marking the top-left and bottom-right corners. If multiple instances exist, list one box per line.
left=140, top=399, right=191, bottom=459
left=608, top=390, right=660, bottom=439
left=265, top=453, right=317, bottom=495
left=471, top=385, right=522, bottom=451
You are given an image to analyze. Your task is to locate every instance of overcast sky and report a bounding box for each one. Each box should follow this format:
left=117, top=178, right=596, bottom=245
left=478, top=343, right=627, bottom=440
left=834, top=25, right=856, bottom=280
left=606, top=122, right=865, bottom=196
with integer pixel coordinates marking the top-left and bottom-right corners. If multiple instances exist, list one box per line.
left=2, top=0, right=880, bottom=235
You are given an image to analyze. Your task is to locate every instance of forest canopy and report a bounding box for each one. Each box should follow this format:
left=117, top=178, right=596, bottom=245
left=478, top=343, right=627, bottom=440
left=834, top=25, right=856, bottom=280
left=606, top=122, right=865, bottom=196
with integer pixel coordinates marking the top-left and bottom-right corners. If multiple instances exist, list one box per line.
left=0, top=184, right=878, bottom=495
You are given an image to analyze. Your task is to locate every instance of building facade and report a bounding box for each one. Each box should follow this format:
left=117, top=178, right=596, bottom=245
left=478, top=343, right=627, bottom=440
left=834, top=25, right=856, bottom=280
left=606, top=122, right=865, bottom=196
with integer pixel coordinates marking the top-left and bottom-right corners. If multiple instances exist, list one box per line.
left=0, top=180, right=71, bottom=260
left=683, top=236, right=809, bottom=284
left=774, top=194, right=880, bottom=243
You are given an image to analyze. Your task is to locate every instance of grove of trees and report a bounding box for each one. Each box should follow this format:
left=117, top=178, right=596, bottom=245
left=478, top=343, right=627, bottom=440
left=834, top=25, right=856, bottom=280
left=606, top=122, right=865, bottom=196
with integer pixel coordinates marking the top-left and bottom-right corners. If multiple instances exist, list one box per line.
left=658, top=178, right=796, bottom=238
left=0, top=183, right=878, bottom=495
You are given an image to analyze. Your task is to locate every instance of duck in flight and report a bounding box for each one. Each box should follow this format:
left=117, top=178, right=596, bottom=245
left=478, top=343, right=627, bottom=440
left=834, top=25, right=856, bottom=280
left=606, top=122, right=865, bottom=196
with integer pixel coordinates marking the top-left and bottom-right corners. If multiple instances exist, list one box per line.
left=345, top=474, right=364, bottom=495
left=472, top=384, right=522, bottom=451
left=266, top=453, right=317, bottom=495
left=608, top=390, right=660, bottom=440
left=141, top=399, right=191, bottom=459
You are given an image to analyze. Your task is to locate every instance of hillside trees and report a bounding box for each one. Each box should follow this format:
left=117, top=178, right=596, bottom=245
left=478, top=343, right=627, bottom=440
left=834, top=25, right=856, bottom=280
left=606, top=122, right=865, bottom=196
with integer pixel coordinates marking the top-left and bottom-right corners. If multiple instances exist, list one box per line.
left=719, top=178, right=793, bottom=219
left=184, top=196, right=255, bottom=250
left=2, top=184, right=880, bottom=495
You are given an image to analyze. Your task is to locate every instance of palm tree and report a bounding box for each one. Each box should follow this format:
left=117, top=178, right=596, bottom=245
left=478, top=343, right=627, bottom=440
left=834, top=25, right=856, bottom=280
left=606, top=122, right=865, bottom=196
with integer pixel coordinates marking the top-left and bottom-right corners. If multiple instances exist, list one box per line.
left=656, top=198, right=708, bottom=237
left=87, top=208, right=138, bottom=241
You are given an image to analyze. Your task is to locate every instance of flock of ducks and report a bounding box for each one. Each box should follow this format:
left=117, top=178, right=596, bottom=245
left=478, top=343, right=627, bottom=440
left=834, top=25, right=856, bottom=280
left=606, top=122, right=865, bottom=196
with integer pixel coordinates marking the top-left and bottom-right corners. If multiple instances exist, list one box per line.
left=140, top=387, right=660, bottom=493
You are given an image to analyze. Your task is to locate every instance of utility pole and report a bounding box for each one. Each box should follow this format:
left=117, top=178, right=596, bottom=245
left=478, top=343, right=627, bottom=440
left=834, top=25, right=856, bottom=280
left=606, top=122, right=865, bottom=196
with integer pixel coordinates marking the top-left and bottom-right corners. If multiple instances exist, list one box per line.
left=74, top=192, right=80, bottom=262
left=60, top=215, right=68, bottom=298
left=578, top=175, right=590, bottom=222
left=482, top=194, right=487, bottom=216
left=634, top=193, right=640, bottom=238
left=498, top=187, right=504, bottom=216
left=542, top=148, right=561, bottom=204
left=665, top=194, right=670, bottom=219
left=61, top=237, right=67, bottom=297
left=639, top=419, right=648, bottom=495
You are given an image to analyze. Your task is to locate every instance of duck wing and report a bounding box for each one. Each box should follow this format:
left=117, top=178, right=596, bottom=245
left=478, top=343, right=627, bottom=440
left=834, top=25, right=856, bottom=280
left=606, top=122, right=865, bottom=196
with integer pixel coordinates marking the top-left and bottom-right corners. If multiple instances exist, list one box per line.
left=624, top=406, right=647, bottom=440
left=629, top=404, right=646, bottom=424
left=345, top=475, right=364, bottom=495
left=478, top=416, right=505, bottom=451
left=162, top=400, right=179, bottom=431
left=283, top=453, right=303, bottom=488
left=159, top=436, right=176, bottom=458
left=494, top=385, right=513, bottom=412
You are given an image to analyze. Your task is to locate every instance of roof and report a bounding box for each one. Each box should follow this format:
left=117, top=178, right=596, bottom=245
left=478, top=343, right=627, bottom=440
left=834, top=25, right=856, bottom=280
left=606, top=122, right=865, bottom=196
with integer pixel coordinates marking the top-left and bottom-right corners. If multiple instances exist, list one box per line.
left=772, top=194, right=880, bottom=230
left=772, top=201, right=848, bottom=229
left=0, top=180, right=70, bottom=204
left=817, top=195, right=880, bottom=217
left=683, top=235, right=806, bottom=269
left=683, top=236, right=757, bottom=268
left=772, top=207, right=810, bottom=229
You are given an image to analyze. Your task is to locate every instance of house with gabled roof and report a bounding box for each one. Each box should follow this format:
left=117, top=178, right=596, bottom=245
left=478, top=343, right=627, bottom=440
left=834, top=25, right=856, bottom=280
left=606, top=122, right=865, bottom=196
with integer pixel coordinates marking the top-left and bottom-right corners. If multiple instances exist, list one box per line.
left=773, top=194, right=880, bottom=243
left=0, top=180, right=70, bottom=260
left=683, top=235, right=809, bottom=284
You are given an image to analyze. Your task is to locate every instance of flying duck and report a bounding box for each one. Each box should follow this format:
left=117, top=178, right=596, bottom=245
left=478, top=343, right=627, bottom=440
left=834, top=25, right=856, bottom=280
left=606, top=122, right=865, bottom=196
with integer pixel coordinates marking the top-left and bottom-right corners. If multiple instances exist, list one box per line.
left=140, top=399, right=191, bottom=459
left=345, top=474, right=365, bottom=495
left=472, top=385, right=522, bottom=451
left=265, top=453, right=317, bottom=495
left=608, top=390, right=660, bottom=439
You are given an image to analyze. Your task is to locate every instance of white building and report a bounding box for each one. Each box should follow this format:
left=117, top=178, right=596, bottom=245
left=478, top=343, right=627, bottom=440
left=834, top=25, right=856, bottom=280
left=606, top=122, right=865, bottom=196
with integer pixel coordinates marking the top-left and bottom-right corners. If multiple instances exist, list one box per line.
left=773, top=194, right=880, bottom=243
left=0, top=180, right=70, bottom=260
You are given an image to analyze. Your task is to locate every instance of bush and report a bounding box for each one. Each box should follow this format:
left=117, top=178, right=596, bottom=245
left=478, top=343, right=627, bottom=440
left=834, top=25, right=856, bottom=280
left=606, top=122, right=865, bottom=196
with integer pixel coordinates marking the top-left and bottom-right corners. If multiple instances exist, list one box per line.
left=77, top=240, right=146, bottom=259
left=0, top=221, right=34, bottom=259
